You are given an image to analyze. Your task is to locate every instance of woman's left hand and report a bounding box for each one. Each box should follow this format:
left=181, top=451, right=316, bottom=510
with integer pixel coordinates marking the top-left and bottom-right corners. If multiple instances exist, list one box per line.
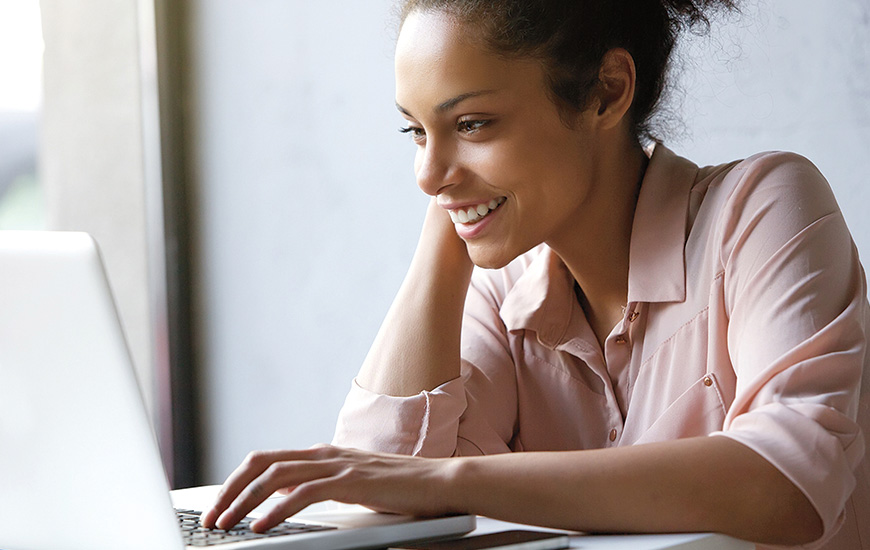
left=200, top=445, right=461, bottom=532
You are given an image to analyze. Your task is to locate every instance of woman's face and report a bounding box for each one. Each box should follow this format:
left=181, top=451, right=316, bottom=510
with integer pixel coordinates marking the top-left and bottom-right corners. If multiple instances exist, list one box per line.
left=395, top=9, right=603, bottom=269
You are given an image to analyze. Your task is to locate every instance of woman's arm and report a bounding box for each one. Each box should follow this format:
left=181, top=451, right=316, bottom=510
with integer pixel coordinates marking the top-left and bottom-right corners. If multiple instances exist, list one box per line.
left=333, top=199, right=524, bottom=458
left=201, top=436, right=822, bottom=546
left=451, top=436, right=822, bottom=546
left=355, top=199, right=473, bottom=396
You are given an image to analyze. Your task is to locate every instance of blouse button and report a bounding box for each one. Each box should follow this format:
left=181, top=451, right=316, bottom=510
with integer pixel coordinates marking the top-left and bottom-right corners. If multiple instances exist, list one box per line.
left=628, top=311, right=639, bottom=322
left=703, top=376, right=713, bottom=387
left=609, top=428, right=618, bottom=442
left=614, top=336, right=627, bottom=344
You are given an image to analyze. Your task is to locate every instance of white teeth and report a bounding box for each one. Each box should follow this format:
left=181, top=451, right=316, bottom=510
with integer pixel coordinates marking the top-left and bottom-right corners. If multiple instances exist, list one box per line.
left=448, top=197, right=505, bottom=225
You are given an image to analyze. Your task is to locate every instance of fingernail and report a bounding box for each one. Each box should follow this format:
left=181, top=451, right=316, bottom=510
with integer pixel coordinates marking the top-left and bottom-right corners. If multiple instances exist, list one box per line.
left=216, top=511, right=231, bottom=530
left=251, top=518, right=268, bottom=533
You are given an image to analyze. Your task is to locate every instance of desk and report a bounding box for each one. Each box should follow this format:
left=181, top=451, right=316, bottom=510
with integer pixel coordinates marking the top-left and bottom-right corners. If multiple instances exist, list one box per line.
left=171, top=487, right=753, bottom=550
left=470, top=517, right=752, bottom=549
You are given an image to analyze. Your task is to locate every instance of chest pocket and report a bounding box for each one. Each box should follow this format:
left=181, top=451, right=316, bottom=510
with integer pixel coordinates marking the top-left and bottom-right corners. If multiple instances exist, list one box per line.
left=631, top=372, right=728, bottom=445
left=623, top=305, right=732, bottom=445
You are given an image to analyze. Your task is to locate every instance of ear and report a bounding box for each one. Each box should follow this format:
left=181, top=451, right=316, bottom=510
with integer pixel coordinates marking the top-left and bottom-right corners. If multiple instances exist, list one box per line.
left=592, top=48, right=636, bottom=130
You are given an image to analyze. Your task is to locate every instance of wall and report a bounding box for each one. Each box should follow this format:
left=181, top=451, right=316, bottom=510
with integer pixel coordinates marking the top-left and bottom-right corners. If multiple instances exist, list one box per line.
left=185, top=0, right=870, bottom=483
left=40, top=0, right=158, bottom=417
left=186, top=0, right=421, bottom=483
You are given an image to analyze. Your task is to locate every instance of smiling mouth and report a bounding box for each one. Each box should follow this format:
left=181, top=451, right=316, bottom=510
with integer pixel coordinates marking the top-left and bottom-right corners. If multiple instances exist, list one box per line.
left=448, top=197, right=506, bottom=224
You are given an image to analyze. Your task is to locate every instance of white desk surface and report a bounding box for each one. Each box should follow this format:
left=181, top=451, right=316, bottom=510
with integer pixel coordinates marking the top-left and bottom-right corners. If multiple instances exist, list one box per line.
left=171, top=486, right=753, bottom=550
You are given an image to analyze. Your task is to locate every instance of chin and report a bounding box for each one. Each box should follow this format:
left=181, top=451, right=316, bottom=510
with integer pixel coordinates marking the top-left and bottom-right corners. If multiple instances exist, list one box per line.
left=467, top=246, right=517, bottom=271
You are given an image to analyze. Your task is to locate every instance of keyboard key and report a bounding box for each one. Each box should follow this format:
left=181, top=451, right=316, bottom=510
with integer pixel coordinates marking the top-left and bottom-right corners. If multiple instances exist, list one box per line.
left=174, top=508, right=336, bottom=546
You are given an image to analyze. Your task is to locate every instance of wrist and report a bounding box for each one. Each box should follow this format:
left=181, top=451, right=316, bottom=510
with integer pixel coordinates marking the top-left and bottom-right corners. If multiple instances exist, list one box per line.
left=437, top=456, right=475, bottom=516
left=414, top=200, right=474, bottom=279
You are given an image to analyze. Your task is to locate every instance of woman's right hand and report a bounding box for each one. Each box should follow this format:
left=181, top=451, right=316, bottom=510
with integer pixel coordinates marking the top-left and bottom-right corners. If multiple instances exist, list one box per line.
left=355, top=198, right=474, bottom=397
left=201, top=444, right=463, bottom=533
left=415, top=197, right=474, bottom=276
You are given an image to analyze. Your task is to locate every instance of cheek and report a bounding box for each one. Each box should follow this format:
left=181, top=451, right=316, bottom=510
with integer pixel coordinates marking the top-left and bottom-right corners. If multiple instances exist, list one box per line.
left=476, top=124, right=572, bottom=182
left=459, top=140, right=527, bottom=186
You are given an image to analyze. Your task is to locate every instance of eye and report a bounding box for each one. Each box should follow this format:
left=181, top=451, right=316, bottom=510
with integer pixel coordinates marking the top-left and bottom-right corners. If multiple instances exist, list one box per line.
left=457, top=119, right=489, bottom=134
left=399, top=125, right=426, bottom=143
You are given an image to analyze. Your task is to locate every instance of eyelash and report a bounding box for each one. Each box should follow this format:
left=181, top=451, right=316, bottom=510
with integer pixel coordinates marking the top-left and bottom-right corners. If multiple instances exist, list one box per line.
left=398, top=126, right=425, bottom=140
left=398, top=119, right=490, bottom=142
left=457, top=119, right=488, bottom=134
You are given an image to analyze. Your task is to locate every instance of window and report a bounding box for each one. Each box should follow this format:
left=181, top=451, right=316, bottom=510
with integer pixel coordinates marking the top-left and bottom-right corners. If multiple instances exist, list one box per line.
left=0, top=0, right=44, bottom=229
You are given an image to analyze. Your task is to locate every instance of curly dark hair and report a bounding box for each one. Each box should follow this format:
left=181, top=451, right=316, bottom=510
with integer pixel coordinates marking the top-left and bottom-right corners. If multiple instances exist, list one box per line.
left=397, top=0, right=738, bottom=144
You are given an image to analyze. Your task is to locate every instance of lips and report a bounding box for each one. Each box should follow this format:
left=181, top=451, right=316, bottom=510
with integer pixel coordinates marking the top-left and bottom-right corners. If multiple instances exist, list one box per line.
left=447, top=196, right=506, bottom=224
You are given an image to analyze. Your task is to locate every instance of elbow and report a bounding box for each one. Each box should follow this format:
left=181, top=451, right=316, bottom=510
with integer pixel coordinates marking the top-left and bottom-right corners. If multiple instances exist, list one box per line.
left=766, top=501, right=824, bottom=547
left=714, top=438, right=826, bottom=546
left=727, top=480, right=824, bottom=546
left=765, top=471, right=825, bottom=546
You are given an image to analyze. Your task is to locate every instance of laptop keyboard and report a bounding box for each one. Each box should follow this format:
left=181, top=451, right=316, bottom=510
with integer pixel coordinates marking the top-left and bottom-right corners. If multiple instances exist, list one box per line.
left=176, top=508, right=336, bottom=547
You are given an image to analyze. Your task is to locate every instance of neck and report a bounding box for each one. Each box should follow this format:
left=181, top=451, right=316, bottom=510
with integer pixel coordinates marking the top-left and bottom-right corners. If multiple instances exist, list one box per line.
left=549, top=137, right=648, bottom=346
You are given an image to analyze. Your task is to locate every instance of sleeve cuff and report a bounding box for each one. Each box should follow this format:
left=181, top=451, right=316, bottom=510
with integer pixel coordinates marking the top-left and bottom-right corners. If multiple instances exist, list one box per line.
left=332, top=377, right=467, bottom=457
left=711, top=402, right=864, bottom=547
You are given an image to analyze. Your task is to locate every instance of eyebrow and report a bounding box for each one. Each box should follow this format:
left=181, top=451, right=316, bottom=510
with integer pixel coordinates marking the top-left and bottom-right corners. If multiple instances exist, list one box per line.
left=396, top=89, right=496, bottom=117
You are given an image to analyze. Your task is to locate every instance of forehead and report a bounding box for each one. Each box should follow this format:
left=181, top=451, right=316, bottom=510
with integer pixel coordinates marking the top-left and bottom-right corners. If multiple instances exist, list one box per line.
left=395, top=10, right=546, bottom=115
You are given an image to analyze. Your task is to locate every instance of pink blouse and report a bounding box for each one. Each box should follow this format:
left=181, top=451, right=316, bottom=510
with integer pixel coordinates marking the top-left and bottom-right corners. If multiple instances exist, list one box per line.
left=333, top=145, right=870, bottom=549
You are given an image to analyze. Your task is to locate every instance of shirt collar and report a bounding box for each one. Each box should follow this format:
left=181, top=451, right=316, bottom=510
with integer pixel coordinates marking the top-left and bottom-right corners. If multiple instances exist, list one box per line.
left=500, top=144, right=699, bottom=338
left=501, top=245, right=575, bottom=344
left=626, top=143, right=699, bottom=304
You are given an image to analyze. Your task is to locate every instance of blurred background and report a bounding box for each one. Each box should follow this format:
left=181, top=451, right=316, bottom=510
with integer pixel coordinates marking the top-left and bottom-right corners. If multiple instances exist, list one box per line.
left=0, top=1, right=42, bottom=230
left=1, top=0, right=867, bottom=488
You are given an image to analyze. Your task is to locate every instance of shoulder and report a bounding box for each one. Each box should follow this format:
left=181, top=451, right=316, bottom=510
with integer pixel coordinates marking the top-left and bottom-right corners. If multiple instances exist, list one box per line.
left=681, top=150, right=852, bottom=283
left=698, top=151, right=834, bottom=204
left=692, top=150, right=841, bottom=232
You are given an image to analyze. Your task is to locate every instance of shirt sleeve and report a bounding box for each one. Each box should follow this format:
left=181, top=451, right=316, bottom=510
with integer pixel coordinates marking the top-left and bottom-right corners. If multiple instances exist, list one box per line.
left=331, top=376, right=467, bottom=457
left=332, top=262, right=526, bottom=457
left=710, top=152, right=868, bottom=547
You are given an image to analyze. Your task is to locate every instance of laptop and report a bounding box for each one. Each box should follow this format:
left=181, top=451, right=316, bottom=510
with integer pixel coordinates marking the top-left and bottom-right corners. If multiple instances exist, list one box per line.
left=0, top=231, right=475, bottom=550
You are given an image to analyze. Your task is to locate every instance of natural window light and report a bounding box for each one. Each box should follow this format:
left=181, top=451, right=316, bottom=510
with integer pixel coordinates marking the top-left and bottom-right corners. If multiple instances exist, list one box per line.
left=0, top=0, right=45, bottom=229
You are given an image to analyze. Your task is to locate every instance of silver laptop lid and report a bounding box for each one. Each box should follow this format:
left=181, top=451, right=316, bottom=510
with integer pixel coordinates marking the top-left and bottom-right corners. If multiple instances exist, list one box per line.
left=0, top=231, right=476, bottom=550
left=0, top=231, right=183, bottom=550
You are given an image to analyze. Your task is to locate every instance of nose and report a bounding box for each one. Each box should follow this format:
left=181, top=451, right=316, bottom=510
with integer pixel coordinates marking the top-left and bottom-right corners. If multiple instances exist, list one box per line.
left=414, top=140, right=463, bottom=197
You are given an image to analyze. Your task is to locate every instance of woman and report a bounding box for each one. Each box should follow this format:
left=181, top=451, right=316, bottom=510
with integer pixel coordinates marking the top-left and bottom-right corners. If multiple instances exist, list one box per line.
left=202, top=1, right=870, bottom=547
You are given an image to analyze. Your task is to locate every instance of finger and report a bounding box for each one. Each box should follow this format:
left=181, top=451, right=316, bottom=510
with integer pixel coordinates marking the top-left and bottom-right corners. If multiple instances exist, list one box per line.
left=276, top=485, right=298, bottom=495
left=201, top=452, right=271, bottom=528
left=250, top=477, right=343, bottom=532
left=202, top=450, right=303, bottom=528
left=215, top=458, right=341, bottom=530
